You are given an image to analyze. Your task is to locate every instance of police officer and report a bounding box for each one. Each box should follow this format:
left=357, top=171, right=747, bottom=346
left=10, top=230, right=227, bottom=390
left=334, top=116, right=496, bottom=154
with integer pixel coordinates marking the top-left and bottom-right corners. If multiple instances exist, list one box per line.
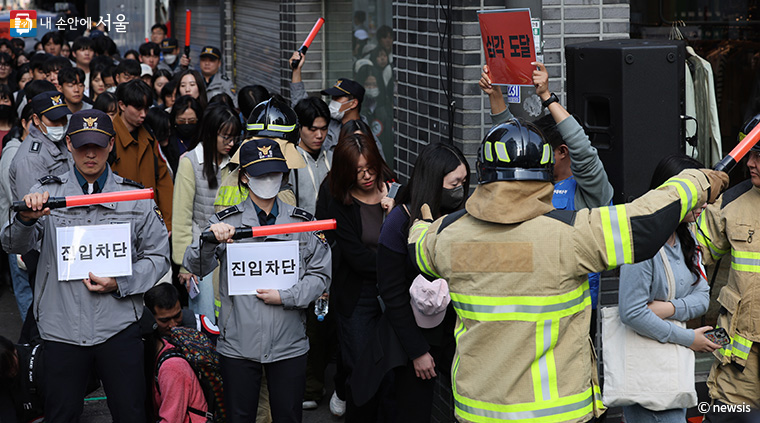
left=408, top=119, right=729, bottom=423
left=215, top=96, right=305, bottom=211
left=199, top=46, right=235, bottom=104
left=9, top=90, right=72, bottom=201
left=157, top=37, right=189, bottom=74
left=184, top=138, right=330, bottom=422
left=698, top=115, right=760, bottom=422
left=1, top=109, right=171, bottom=421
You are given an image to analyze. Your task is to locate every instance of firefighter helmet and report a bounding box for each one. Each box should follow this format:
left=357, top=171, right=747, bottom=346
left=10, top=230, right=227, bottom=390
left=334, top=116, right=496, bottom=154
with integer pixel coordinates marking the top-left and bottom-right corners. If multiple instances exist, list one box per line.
left=476, top=118, right=553, bottom=184
left=739, top=113, right=760, bottom=153
left=246, top=96, right=299, bottom=144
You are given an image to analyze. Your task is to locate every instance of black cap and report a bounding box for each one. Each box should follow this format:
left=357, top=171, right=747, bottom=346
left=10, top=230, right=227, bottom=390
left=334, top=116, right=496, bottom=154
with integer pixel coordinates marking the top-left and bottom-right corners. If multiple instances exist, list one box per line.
left=161, top=38, right=179, bottom=53
left=66, top=109, right=115, bottom=148
left=31, top=91, right=71, bottom=121
left=200, top=46, right=221, bottom=60
left=321, top=78, right=365, bottom=104
left=239, top=138, right=289, bottom=177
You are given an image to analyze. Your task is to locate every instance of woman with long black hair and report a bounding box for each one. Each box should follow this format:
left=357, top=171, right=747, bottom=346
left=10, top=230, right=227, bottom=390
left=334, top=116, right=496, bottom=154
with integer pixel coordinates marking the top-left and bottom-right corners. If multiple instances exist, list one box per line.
left=376, top=142, right=469, bottom=421
left=172, top=103, right=241, bottom=318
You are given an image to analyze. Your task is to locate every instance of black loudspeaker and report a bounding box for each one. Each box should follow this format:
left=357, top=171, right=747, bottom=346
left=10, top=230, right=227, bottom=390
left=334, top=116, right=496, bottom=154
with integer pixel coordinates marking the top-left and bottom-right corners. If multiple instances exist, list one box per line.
left=566, top=40, right=685, bottom=204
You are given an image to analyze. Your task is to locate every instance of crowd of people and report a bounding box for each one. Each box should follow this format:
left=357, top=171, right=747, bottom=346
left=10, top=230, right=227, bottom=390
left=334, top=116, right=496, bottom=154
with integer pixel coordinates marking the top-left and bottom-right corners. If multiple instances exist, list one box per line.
left=0, top=15, right=755, bottom=423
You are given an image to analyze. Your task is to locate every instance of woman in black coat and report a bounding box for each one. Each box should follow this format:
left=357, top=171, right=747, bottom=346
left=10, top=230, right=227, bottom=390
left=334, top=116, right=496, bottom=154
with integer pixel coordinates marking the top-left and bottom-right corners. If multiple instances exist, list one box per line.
left=375, top=143, right=470, bottom=421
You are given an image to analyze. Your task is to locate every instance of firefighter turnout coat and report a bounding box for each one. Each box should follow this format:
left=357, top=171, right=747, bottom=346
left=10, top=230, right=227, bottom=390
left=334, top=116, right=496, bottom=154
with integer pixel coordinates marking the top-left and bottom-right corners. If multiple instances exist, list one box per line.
left=409, top=169, right=715, bottom=423
left=696, top=179, right=760, bottom=407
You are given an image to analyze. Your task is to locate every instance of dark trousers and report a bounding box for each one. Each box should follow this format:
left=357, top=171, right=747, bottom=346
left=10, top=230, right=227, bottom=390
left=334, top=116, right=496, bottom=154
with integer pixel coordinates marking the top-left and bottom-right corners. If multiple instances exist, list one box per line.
left=304, top=300, right=347, bottom=401
left=337, top=286, right=390, bottom=422
left=43, top=322, right=145, bottom=423
left=221, top=353, right=307, bottom=423
left=392, top=342, right=456, bottom=422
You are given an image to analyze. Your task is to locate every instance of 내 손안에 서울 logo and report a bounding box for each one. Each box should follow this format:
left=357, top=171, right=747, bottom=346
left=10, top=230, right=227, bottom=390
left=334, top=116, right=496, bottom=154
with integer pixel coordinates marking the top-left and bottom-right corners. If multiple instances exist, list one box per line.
left=10, top=10, right=36, bottom=37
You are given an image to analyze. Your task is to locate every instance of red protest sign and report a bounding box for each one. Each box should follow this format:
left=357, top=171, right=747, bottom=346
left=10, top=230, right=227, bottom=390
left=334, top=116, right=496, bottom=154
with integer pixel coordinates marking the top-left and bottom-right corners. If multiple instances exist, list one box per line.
left=478, top=9, right=536, bottom=86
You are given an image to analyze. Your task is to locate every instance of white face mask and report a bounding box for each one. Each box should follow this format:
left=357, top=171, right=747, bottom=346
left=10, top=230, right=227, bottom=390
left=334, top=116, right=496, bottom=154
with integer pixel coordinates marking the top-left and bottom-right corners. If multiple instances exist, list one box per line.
left=164, top=54, right=177, bottom=64
left=43, top=123, right=67, bottom=142
left=329, top=100, right=347, bottom=121
left=106, top=86, right=117, bottom=93
left=365, top=87, right=380, bottom=99
left=247, top=173, right=282, bottom=200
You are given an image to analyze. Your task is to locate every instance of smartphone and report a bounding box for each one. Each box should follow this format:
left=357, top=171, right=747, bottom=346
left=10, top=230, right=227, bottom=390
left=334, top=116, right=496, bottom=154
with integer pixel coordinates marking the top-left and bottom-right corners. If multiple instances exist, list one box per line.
left=704, top=327, right=730, bottom=346
left=188, top=277, right=200, bottom=300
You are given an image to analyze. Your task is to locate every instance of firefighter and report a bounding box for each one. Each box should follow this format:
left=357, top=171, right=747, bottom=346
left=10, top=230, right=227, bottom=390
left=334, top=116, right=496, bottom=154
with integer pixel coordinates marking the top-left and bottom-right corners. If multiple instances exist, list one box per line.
left=698, top=114, right=760, bottom=422
left=408, top=119, right=728, bottom=423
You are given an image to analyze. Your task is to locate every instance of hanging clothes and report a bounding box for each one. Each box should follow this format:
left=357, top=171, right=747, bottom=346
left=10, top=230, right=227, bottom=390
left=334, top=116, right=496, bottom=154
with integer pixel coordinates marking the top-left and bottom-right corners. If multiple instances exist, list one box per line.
left=687, top=46, right=723, bottom=167
left=684, top=60, right=698, bottom=159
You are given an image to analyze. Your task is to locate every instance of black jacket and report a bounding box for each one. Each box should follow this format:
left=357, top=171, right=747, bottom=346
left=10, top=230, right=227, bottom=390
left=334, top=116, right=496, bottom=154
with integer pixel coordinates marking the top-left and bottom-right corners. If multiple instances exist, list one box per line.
left=316, top=180, right=379, bottom=317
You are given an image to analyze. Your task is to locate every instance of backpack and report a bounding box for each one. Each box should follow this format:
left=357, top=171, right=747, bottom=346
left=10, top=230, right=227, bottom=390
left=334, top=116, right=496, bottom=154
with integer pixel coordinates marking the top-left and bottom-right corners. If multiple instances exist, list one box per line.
left=155, top=327, right=226, bottom=423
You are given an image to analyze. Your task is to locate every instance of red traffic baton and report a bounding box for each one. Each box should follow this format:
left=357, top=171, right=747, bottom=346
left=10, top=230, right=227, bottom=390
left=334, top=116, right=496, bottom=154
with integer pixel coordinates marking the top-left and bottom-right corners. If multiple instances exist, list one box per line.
left=12, top=188, right=155, bottom=212
left=290, top=17, right=325, bottom=69
left=200, top=219, right=336, bottom=243
left=714, top=120, right=760, bottom=173
left=184, top=9, right=192, bottom=58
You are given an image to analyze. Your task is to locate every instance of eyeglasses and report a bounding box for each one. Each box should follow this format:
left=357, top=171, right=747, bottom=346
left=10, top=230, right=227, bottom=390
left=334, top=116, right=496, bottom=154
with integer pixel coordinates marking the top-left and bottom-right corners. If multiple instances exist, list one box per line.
left=356, top=167, right=376, bottom=177
left=176, top=118, right=198, bottom=124
left=219, top=134, right=239, bottom=144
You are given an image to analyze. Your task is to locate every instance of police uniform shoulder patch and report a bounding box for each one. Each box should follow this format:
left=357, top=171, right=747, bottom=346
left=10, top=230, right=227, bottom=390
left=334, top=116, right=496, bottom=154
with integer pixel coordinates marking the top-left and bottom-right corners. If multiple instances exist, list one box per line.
left=154, top=206, right=165, bottom=226
left=215, top=205, right=241, bottom=220
left=30, top=141, right=41, bottom=153
left=314, top=231, right=328, bottom=248
left=291, top=207, right=314, bottom=221
left=38, top=175, right=62, bottom=185
left=119, top=178, right=144, bottom=189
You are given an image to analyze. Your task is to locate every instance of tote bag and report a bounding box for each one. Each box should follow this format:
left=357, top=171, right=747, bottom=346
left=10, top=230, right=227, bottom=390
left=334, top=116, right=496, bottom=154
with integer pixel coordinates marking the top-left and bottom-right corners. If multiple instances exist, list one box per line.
left=601, top=249, right=697, bottom=411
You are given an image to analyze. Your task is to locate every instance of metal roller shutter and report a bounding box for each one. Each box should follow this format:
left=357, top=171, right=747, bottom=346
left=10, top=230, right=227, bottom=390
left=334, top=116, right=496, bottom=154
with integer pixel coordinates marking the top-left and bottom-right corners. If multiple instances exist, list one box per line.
left=172, top=0, right=223, bottom=69
left=232, top=0, right=280, bottom=91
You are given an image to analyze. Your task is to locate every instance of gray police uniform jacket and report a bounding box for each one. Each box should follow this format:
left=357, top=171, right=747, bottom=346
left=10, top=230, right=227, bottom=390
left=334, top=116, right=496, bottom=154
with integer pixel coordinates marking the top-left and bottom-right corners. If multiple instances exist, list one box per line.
left=0, top=167, right=171, bottom=346
left=183, top=197, right=331, bottom=363
left=206, top=72, right=236, bottom=106
left=9, top=125, right=71, bottom=201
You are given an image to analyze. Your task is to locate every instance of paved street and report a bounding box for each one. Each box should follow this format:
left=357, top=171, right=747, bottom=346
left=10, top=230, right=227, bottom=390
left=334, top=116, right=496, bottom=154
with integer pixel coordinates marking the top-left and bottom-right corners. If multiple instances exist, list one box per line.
left=0, top=283, right=340, bottom=423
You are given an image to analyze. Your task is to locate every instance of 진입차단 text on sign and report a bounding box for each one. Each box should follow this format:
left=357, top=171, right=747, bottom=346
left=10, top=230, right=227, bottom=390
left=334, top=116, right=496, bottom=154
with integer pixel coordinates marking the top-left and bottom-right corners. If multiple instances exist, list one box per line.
left=478, top=9, right=537, bottom=86
left=56, top=223, right=133, bottom=281
left=226, top=240, right=300, bottom=295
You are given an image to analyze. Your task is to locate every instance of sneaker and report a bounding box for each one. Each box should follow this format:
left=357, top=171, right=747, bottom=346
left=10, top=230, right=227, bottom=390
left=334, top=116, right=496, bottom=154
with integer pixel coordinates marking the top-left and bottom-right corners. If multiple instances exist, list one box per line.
left=329, top=391, right=346, bottom=417
left=302, top=400, right=318, bottom=410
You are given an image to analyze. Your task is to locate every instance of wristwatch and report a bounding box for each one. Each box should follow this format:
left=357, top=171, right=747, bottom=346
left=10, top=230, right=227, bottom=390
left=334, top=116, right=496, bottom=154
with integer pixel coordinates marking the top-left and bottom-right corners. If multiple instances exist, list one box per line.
left=542, top=93, right=559, bottom=109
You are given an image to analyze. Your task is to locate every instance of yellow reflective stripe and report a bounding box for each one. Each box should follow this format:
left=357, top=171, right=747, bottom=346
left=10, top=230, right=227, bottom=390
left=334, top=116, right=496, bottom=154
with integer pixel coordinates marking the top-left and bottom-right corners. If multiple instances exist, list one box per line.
left=268, top=123, right=296, bottom=132
left=660, top=177, right=698, bottom=221
left=246, top=123, right=265, bottom=131
left=454, top=387, right=595, bottom=423
left=414, top=225, right=441, bottom=279
left=214, top=186, right=248, bottom=207
left=484, top=141, right=494, bottom=162
left=547, top=319, right=560, bottom=400
left=695, top=213, right=727, bottom=260
left=495, top=141, right=510, bottom=162
left=451, top=281, right=590, bottom=322
left=532, top=319, right=560, bottom=402
left=718, top=331, right=752, bottom=361
left=540, top=144, right=551, bottom=165
left=599, top=205, right=632, bottom=270
left=593, top=383, right=605, bottom=411
left=531, top=323, right=544, bottom=401
left=731, top=250, right=760, bottom=273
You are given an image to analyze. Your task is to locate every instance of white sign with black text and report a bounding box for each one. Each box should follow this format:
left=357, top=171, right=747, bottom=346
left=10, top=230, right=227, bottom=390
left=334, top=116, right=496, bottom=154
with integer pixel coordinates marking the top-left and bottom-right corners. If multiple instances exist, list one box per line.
left=226, top=241, right=300, bottom=295
left=56, top=223, right=132, bottom=281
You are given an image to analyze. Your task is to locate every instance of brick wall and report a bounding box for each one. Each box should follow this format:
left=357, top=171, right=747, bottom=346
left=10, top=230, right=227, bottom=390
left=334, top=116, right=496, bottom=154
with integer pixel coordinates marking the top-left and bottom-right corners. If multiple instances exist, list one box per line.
left=393, top=0, right=630, bottom=183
